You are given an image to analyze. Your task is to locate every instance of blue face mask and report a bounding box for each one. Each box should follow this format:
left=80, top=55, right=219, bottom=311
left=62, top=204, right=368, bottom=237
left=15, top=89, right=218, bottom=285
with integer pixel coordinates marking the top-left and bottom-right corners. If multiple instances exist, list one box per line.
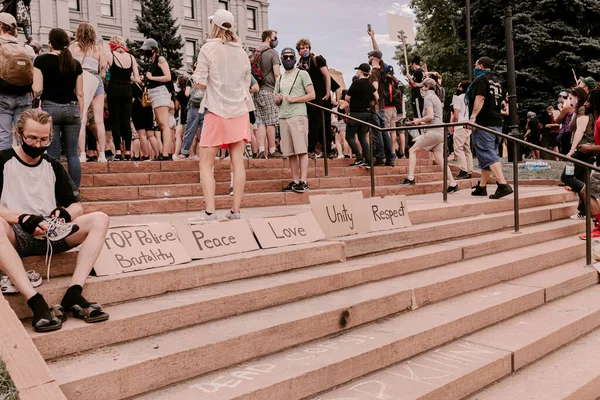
left=474, top=68, right=486, bottom=79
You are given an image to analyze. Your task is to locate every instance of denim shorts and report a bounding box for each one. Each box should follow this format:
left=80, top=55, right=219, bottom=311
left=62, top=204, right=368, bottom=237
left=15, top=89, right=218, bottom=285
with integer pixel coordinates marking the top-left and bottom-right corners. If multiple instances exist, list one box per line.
left=89, top=71, right=105, bottom=97
left=472, top=127, right=501, bottom=170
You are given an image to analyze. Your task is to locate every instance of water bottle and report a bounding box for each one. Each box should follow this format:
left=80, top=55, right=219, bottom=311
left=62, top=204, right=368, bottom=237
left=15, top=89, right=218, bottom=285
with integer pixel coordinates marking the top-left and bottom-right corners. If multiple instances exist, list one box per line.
left=565, top=162, right=575, bottom=176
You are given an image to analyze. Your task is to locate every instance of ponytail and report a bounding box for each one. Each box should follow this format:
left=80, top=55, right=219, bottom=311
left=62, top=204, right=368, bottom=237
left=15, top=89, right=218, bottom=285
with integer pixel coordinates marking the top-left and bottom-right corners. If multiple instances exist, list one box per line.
left=48, top=28, right=79, bottom=75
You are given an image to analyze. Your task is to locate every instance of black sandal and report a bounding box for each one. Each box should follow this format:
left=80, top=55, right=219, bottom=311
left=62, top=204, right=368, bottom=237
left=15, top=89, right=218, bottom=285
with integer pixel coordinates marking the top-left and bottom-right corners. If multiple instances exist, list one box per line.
left=33, top=310, right=62, bottom=332
left=71, top=303, right=109, bottom=323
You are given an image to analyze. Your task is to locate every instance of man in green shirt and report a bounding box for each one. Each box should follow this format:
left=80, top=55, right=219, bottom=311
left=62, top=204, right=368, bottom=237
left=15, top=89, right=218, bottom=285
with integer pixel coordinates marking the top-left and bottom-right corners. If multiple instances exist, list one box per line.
left=274, top=47, right=315, bottom=192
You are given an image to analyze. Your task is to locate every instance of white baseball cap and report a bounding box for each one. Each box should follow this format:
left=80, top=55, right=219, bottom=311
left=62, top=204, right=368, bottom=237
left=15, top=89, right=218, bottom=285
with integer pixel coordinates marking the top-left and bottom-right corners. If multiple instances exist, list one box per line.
left=209, top=9, right=234, bottom=31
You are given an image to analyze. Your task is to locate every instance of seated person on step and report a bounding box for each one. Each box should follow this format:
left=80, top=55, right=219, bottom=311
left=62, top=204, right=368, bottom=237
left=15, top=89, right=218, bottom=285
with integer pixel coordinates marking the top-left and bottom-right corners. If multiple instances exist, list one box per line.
left=0, top=109, right=110, bottom=332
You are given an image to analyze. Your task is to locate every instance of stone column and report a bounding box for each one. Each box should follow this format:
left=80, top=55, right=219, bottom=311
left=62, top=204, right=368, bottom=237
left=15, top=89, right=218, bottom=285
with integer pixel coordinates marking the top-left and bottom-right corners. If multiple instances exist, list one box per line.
left=120, top=0, right=131, bottom=38
left=38, top=0, right=54, bottom=42
left=236, top=0, right=247, bottom=48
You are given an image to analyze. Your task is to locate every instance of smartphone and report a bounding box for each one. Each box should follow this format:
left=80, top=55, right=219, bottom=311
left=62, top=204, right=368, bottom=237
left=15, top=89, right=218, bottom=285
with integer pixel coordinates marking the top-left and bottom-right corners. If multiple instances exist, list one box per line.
left=367, top=24, right=372, bottom=33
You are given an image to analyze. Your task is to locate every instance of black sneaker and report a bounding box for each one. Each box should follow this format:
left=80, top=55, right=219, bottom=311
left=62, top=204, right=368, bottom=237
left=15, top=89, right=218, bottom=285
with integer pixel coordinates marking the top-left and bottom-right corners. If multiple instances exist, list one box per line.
left=471, top=182, right=488, bottom=196
left=293, top=181, right=309, bottom=193
left=282, top=181, right=296, bottom=192
left=350, top=159, right=365, bottom=167
left=489, top=183, right=514, bottom=199
left=399, top=178, right=415, bottom=186
left=447, top=184, right=460, bottom=194
left=374, top=160, right=386, bottom=167
left=456, top=170, right=472, bottom=180
left=385, top=161, right=395, bottom=167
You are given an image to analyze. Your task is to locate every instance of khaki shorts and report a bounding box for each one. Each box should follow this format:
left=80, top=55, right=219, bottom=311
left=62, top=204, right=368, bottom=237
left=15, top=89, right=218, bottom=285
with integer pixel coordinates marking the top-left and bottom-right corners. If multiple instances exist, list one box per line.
left=384, top=107, right=398, bottom=128
left=414, top=128, right=444, bottom=153
left=280, top=116, right=308, bottom=157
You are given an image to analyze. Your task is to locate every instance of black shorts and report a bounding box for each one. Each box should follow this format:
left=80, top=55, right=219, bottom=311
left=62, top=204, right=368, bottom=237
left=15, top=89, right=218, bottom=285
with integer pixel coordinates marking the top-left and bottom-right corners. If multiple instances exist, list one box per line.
left=11, top=225, right=74, bottom=258
left=132, top=104, right=154, bottom=131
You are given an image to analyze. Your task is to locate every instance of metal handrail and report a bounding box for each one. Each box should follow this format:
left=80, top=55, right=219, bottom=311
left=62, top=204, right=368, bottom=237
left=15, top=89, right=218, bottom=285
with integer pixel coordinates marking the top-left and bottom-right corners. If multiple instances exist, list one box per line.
left=308, top=101, right=598, bottom=266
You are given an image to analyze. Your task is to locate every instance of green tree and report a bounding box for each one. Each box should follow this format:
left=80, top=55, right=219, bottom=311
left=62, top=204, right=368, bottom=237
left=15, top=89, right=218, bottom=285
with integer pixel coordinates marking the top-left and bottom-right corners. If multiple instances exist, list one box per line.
left=132, top=0, right=184, bottom=73
left=403, top=0, right=600, bottom=117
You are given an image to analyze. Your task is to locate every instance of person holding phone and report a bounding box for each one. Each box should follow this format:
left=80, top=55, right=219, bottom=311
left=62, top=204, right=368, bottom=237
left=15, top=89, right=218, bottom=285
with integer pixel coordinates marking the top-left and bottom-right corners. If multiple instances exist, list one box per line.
left=274, top=48, right=315, bottom=193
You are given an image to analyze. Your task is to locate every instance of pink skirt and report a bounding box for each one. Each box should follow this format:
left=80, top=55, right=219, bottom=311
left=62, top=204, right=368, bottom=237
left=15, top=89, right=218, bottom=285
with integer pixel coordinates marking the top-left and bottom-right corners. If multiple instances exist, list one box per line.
left=199, top=112, right=252, bottom=149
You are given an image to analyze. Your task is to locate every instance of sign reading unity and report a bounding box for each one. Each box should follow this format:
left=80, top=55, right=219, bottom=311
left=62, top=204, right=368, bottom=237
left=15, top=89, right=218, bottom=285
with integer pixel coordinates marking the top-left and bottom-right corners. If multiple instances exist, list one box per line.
left=367, top=195, right=412, bottom=232
left=309, top=192, right=371, bottom=238
left=176, top=220, right=259, bottom=259
left=249, top=212, right=325, bottom=249
left=93, top=223, right=191, bottom=276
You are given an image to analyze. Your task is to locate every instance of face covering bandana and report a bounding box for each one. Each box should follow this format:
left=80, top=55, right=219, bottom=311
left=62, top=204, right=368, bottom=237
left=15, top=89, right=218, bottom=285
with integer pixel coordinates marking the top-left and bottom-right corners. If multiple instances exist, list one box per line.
left=473, top=68, right=492, bottom=79
left=300, top=49, right=310, bottom=59
left=282, top=59, right=296, bottom=70
left=420, top=89, right=428, bottom=98
left=21, top=140, right=49, bottom=159
left=270, top=39, right=279, bottom=49
left=144, top=50, right=154, bottom=59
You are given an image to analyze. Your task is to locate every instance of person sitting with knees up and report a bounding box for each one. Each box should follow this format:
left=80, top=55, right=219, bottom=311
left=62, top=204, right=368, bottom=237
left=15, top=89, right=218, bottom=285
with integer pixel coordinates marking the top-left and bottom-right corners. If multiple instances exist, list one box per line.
left=0, top=109, right=110, bottom=332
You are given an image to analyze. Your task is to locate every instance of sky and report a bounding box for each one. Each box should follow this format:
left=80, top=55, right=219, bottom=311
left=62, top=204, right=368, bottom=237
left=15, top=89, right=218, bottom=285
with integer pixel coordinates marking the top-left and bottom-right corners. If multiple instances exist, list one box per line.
left=268, top=1, right=415, bottom=88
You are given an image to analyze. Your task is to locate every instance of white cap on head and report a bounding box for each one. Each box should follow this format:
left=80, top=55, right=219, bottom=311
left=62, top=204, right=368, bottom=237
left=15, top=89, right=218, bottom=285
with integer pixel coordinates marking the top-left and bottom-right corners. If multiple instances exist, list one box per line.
left=209, top=9, right=234, bottom=31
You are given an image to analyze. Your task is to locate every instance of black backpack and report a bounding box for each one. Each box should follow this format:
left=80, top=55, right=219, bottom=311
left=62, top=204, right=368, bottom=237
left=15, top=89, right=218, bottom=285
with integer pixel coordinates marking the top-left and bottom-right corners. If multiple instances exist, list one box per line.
left=383, top=73, right=403, bottom=109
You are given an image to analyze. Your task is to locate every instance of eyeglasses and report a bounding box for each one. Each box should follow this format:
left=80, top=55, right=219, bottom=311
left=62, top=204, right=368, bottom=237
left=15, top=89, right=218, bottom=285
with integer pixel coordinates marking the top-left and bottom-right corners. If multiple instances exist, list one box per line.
left=282, top=55, right=295, bottom=60
left=22, top=135, right=51, bottom=146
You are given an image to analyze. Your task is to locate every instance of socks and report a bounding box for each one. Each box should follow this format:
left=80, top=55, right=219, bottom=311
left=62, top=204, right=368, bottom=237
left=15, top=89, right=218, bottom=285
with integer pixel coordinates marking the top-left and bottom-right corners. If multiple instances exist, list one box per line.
left=61, top=284, right=90, bottom=311
left=259, top=146, right=265, bottom=152
left=27, top=293, right=52, bottom=326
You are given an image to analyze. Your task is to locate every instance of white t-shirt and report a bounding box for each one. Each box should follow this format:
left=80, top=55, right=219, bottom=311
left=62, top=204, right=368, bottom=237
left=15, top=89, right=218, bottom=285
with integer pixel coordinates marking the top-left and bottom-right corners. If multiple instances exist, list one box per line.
left=452, top=93, right=469, bottom=123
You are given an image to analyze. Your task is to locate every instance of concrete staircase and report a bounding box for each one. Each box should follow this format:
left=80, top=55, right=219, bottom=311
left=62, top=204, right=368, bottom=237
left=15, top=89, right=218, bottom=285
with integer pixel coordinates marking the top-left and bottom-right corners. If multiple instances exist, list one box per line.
left=11, top=188, right=600, bottom=399
left=79, top=158, right=474, bottom=216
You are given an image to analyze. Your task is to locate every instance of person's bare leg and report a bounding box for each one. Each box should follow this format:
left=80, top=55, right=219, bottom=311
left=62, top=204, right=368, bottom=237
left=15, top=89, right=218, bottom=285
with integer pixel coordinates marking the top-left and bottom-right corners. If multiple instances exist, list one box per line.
left=399, top=131, right=406, bottom=156
left=78, top=110, right=89, bottom=159
left=288, top=154, right=299, bottom=182
left=257, top=125, right=267, bottom=154
left=132, top=139, right=140, bottom=158
left=199, top=146, right=219, bottom=212
left=146, top=131, right=160, bottom=156
left=266, top=125, right=276, bottom=153
left=480, top=169, right=492, bottom=186
left=407, top=145, right=418, bottom=178
left=174, top=124, right=184, bottom=156
left=229, top=140, right=246, bottom=213
left=299, top=153, right=309, bottom=182
left=154, top=107, right=171, bottom=156
left=91, top=95, right=106, bottom=154
left=251, top=128, right=259, bottom=155
left=489, top=162, right=507, bottom=184
left=64, top=212, right=110, bottom=287
left=138, top=130, right=150, bottom=156
left=432, top=150, right=456, bottom=186
left=0, top=219, right=36, bottom=299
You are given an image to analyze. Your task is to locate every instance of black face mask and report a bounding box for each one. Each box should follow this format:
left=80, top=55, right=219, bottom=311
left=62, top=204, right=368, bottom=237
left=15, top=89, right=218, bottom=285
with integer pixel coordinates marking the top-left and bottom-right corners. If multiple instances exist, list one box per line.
left=21, top=139, right=49, bottom=159
left=455, top=89, right=463, bottom=96
left=144, top=50, right=154, bottom=59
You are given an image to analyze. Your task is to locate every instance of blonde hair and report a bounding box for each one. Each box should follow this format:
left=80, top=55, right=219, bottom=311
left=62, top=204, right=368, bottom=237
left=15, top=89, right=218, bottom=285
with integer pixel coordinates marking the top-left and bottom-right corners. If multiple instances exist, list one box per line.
left=109, top=35, right=127, bottom=52
left=75, top=22, right=98, bottom=54
left=210, top=22, right=235, bottom=43
left=16, top=109, right=52, bottom=136
left=421, top=78, right=437, bottom=89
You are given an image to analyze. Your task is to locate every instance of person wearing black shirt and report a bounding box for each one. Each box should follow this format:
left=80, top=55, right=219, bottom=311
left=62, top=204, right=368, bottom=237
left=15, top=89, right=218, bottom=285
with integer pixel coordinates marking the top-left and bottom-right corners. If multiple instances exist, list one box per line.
left=467, top=57, right=513, bottom=199
left=409, top=56, right=425, bottom=118
left=344, top=63, right=377, bottom=167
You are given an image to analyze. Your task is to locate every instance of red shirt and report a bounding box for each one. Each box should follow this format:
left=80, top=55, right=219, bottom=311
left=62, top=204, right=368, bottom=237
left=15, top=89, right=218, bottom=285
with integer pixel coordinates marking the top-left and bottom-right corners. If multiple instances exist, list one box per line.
left=595, top=115, right=600, bottom=145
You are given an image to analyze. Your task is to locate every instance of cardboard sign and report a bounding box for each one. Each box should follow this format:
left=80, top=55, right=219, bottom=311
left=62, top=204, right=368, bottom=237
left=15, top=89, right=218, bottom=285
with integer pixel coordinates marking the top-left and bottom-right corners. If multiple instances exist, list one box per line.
left=387, top=13, right=415, bottom=44
left=368, top=195, right=412, bottom=232
left=309, top=192, right=371, bottom=238
left=249, top=212, right=325, bottom=249
left=176, top=220, right=259, bottom=259
left=93, top=223, right=191, bottom=276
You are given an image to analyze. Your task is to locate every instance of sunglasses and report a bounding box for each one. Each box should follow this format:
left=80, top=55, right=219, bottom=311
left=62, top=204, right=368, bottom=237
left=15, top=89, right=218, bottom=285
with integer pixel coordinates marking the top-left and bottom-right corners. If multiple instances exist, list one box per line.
left=282, top=55, right=295, bottom=60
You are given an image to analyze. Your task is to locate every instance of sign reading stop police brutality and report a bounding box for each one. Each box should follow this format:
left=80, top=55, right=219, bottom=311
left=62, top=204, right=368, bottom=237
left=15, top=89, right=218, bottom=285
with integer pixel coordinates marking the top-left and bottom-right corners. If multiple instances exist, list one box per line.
left=176, top=219, right=259, bottom=260
left=249, top=212, right=325, bottom=249
left=93, top=223, right=192, bottom=276
left=368, top=195, right=411, bottom=232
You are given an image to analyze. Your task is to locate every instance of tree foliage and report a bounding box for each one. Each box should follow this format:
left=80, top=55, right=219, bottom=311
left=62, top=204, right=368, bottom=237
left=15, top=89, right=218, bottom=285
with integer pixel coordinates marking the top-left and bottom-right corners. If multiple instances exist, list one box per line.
left=131, top=0, right=184, bottom=73
left=402, top=0, right=600, bottom=116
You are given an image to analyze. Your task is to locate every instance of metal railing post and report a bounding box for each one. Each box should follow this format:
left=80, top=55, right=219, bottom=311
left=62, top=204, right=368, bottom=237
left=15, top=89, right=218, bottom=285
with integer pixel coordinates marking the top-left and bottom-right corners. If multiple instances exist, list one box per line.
left=443, top=126, right=448, bottom=203
left=585, top=167, right=592, bottom=266
left=513, top=140, right=520, bottom=233
left=321, top=110, right=328, bottom=176
left=369, top=126, right=375, bottom=197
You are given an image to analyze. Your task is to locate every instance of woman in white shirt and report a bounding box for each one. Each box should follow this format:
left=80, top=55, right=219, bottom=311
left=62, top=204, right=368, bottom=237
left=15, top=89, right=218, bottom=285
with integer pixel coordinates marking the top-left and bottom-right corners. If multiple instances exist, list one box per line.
left=188, top=9, right=251, bottom=222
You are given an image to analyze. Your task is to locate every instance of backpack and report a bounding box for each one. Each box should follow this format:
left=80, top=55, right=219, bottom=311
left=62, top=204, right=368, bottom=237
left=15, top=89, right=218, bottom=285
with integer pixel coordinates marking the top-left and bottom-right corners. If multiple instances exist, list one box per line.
left=383, top=73, right=403, bottom=109
left=0, top=37, right=33, bottom=87
left=434, top=84, right=445, bottom=103
left=249, top=48, right=269, bottom=86
left=188, top=85, right=205, bottom=108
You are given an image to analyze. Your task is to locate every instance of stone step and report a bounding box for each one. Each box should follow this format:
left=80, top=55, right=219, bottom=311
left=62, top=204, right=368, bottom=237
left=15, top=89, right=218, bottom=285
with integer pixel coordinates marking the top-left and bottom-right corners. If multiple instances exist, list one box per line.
left=77, top=158, right=436, bottom=175
left=132, top=273, right=575, bottom=400
left=46, top=236, right=583, bottom=399
left=79, top=172, right=449, bottom=201
left=313, top=281, right=600, bottom=400
left=27, top=219, right=583, bottom=360
left=21, top=194, right=579, bottom=281
left=468, top=317, right=600, bottom=399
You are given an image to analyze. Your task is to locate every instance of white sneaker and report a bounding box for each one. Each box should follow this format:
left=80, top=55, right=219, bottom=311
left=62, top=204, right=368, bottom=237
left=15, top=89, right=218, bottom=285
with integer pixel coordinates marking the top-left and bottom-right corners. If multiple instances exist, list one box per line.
left=97, top=155, right=107, bottom=163
left=42, top=217, right=80, bottom=242
left=190, top=155, right=200, bottom=161
left=79, top=153, right=87, bottom=163
left=1, top=271, right=42, bottom=294
left=188, top=211, right=219, bottom=224
left=222, top=211, right=241, bottom=220
left=570, top=213, right=586, bottom=220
